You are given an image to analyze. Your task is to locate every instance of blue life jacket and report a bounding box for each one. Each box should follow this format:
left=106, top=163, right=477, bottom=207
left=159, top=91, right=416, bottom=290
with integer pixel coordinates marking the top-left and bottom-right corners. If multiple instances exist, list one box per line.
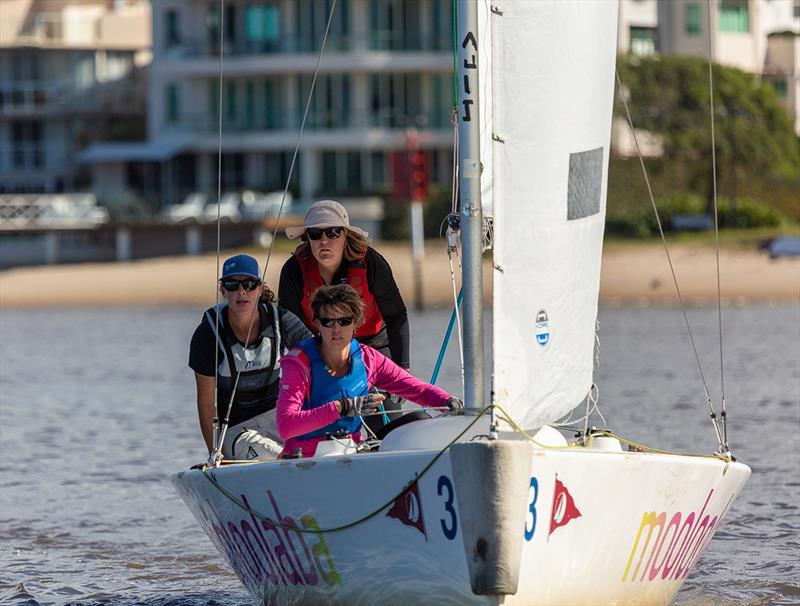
left=296, top=337, right=369, bottom=440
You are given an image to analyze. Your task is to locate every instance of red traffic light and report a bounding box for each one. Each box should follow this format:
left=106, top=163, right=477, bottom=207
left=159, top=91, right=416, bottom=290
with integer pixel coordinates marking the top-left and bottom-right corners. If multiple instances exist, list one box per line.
left=409, top=151, right=428, bottom=201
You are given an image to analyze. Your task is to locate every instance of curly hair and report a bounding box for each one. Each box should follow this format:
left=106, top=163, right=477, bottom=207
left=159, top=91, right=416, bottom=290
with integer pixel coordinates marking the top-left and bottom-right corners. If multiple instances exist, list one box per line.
left=219, top=280, right=275, bottom=303
left=259, top=284, right=276, bottom=303
left=293, top=228, right=369, bottom=262
left=310, top=284, right=365, bottom=327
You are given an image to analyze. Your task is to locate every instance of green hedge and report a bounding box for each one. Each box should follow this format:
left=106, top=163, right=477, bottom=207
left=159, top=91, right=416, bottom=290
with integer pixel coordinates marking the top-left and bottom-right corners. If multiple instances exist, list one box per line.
left=605, top=192, right=786, bottom=237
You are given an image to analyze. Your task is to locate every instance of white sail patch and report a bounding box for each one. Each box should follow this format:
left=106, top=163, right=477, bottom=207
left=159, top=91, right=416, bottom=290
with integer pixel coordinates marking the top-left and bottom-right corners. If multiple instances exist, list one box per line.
left=567, top=147, right=603, bottom=221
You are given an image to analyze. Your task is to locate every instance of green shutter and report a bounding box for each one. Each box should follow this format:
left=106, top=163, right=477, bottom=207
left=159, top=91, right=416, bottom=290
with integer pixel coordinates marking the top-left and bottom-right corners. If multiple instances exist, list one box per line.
left=167, top=84, right=179, bottom=124
left=686, top=3, right=701, bottom=36
left=718, top=2, right=749, bottom=33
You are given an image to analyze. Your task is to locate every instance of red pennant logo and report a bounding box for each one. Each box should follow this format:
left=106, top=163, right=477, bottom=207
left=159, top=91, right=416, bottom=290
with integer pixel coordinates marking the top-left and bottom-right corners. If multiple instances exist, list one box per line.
left=386, top=480, right=427, bottom=538
left=549, top=476, right=581, bottom=537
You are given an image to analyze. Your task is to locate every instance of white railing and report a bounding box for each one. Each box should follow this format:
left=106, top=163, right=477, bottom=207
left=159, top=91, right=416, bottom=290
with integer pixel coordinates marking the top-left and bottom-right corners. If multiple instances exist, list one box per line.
left=0, top=194, right=110, bottom=230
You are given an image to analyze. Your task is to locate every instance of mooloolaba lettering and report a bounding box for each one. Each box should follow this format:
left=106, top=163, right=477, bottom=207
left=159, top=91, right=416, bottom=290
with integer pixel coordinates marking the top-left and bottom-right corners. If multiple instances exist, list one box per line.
left=194, top=491, right=341, bottom=592
left=621, top=490, right=735, bottom=583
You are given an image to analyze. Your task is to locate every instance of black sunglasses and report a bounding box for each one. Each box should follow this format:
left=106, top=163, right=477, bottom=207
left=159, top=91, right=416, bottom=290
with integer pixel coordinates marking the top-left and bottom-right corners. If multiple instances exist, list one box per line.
left=306, top=227, right=344, bottom=241
left=317, top=316, right=354, bottom=328
left=221, top=278, right=261, bottom=292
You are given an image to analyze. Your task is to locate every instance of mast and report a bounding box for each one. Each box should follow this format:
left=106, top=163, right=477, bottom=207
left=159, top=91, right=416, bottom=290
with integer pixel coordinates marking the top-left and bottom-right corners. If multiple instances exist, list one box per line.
left=457, top=0, right=485, bottom=410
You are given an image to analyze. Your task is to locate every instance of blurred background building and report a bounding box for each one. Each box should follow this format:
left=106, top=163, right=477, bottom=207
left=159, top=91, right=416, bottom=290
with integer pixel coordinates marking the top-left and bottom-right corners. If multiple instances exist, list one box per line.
left=0, top=0, right=151, bottom=194
left=81, top=0, right=455, bottom=215
left=1, top=0, right=798, bottom=266
left=619, top=0, right=799, bottom=133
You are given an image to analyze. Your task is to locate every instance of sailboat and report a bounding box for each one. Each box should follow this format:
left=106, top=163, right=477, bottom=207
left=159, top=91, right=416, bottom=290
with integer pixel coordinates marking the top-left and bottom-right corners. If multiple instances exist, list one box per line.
left=172, top=1, right=750, bottom=604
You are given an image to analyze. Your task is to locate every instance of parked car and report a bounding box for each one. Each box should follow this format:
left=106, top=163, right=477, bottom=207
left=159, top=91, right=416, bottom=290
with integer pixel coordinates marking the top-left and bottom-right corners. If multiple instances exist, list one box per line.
left=240, top=190, right=292, bottom=220
left=159, top=193, right=207, bottom=223
left=203, top=192, right=242, bottom=222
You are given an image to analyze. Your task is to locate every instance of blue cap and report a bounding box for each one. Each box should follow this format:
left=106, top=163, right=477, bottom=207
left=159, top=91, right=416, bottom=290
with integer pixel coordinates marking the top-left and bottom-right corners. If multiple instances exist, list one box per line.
left=221, top=254, right=260, bottom=280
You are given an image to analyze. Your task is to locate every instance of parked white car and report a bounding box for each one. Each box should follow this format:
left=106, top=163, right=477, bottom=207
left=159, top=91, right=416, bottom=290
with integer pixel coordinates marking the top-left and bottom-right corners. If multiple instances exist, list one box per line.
left=240, top=190, right=292, bottom=220
left=203, top=192, right=242, bottom=222
left=159, top=192, right=207, bottom=223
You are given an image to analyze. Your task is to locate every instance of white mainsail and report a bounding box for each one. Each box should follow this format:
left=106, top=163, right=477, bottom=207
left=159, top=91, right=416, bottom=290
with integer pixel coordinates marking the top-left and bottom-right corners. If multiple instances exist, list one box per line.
left=489, top=1, right=619, bottom=429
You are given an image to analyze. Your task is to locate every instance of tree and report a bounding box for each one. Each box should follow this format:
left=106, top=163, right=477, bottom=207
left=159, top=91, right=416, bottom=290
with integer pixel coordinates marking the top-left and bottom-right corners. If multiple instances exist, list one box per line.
left=615, top=55, right=800, bottom=212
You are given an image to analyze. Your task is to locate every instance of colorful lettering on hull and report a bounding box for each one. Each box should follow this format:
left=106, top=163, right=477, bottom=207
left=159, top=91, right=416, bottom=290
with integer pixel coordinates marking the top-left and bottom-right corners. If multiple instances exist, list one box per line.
left=621, top=490, right=736, bottom=583
left=193, top=489, right=341, bottom=593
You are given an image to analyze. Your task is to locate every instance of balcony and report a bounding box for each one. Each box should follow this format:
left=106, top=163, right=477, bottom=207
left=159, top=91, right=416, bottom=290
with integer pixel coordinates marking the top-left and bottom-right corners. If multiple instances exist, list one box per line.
left=0, top=82, right=144, bottom=117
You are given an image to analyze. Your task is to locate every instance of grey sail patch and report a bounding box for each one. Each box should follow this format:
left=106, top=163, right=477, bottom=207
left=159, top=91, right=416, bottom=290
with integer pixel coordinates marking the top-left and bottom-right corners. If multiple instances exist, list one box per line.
left=567, top=147, right=603, bottom=220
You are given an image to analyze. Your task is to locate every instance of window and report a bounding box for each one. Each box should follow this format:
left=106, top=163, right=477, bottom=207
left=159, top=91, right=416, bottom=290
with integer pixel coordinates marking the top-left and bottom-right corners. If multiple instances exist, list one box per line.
left=772, top=79, right=788, bottom=99
left=209, top=80, right=219, bottom=127
left=263, top=79, right=280, bottom=129
left=208, top=4, right=236, bottom=54
left=429, top=0, right=453, bottom=50
left=165, top=9, right=180, bottom=47
left=245, top=81, right=255, bottom=125
left=321, top=151, right=362, bottom=194
left=297, top=75, right=350, bottom=129
left=245, top=4, right=281, bottom=52
left=718, top=1, right=749, bottom=33
left=220, top=153, right=244, bottom=191
left=11, top=121, right=44, bottom=169
left=262, top=152, right=298, bottom=193
left=685, top=3, right=701, bottom=36
left=166, top=84, right=180, bottom=124
left=370, top=73, right=425, bottom=127
left=630, top=27, right=656, bottom=56
left=226, top=81, right=237, bottom=123
left=370, top=0, right=422, bottom=50
left=295, top=0, right=349, bottom=51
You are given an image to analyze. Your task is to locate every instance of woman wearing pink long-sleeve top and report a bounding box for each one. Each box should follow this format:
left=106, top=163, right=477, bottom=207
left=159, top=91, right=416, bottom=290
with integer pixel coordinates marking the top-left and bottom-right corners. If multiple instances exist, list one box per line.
left=276, top=284, right=462, bottom=458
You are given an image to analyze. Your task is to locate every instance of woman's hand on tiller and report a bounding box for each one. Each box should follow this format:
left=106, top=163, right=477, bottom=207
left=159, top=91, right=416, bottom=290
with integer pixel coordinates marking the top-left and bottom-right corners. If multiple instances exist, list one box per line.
left=337, top=393, right=386, bottom=417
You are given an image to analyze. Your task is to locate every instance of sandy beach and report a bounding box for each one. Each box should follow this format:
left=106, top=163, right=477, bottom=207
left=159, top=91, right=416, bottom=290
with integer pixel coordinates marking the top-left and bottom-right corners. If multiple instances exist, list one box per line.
left=0, top=241, right=797, bottom=308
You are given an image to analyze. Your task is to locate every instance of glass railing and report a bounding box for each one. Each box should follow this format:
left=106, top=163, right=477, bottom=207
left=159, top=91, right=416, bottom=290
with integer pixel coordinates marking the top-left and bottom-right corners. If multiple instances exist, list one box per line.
left=160, top=31, right=450, bottom=59
left=0, top=142, right=66, bottom=171
left=0, top=82, right=143, bottom=114
left=165, top=109, right=450, bottom=134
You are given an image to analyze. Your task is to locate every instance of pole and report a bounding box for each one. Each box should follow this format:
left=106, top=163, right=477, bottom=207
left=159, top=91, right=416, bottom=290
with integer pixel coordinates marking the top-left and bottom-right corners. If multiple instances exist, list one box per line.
left=406, top=128, right=425, bottom=311
left=457, top=0, right=484, bottom=410
left=410, top=199, right=425, bottom=310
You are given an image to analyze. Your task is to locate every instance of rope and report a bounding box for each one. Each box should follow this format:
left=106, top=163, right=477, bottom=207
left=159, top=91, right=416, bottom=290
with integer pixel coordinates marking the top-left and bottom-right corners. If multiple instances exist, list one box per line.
left=201, top=408, right=493, bottom=534
left=615, top=70, right=726, bottom=455
left=430, top=288, right=462, bottom=385
left=706, top=0, right=728, bottom=451
left=198, top=404, right=730, bottom=536
left=451, top=0, right=458, bottom=110
left=210, top=0, right=339, bottom=466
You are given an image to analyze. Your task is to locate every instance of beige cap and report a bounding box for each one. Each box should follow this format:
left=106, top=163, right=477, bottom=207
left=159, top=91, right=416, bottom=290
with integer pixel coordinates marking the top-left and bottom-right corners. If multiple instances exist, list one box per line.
left=285, top=200, right=369, bottom=239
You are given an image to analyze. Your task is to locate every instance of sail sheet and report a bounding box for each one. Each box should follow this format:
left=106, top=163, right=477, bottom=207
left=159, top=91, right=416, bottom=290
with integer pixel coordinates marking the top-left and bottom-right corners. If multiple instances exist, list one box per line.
left=489, top=1, right=619, bottom=429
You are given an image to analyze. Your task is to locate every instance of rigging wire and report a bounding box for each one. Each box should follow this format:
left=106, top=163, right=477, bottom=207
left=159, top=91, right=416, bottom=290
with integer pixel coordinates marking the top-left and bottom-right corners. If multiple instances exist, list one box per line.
left=615, top=70, right=727, bottom=456
left=210, top=0, right=226, bottom=461
left=706, top=0, right=728, bottom=450
left=210, top=0, right=339, bottom=466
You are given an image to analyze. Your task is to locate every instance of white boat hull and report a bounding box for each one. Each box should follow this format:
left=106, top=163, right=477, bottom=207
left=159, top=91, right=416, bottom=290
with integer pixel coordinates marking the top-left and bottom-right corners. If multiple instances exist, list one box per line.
left=172, top=420, right=750, bottom=606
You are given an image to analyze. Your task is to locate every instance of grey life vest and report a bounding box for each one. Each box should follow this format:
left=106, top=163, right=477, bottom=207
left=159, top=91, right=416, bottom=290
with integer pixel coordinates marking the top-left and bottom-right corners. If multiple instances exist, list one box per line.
left=204, top=302, right=283, bottom=426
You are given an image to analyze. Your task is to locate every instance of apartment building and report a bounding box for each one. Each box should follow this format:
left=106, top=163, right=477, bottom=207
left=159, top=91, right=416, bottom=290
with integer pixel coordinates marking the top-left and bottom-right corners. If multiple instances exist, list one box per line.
left=83, top=0, right=454, bottom=211
left=0, top=0, right=151, bottom=194
left=658, top=0, right=800, bottom=132
left=618, top=0, right=659, bottom=56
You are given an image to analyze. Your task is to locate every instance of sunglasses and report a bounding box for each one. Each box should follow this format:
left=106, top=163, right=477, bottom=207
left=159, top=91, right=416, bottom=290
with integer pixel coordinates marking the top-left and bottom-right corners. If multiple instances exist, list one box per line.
left=317, top=316, right=354, bottom=328
left=306, top=227, right=344, bottom=241
left=220, top=278, right=261, bottom=292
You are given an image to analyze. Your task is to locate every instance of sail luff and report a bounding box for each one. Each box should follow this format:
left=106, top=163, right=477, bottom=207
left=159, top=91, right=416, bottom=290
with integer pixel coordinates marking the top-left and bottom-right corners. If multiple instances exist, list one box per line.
left=457, top=0, right=486, bottom=409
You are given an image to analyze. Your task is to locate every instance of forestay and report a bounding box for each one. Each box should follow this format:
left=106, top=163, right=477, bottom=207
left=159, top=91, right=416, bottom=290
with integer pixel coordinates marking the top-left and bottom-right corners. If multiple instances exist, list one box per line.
left=488, top=1, right=618, bottom=429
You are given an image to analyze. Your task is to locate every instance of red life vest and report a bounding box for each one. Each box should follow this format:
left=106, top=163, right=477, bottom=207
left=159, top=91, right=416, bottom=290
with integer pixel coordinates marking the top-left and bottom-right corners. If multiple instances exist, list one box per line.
left=297, top=251, right=384, bottom=338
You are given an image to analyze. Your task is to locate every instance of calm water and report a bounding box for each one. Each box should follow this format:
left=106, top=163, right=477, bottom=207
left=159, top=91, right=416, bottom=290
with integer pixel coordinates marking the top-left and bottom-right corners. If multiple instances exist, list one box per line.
left=1, top=305, right=798, bottom=606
